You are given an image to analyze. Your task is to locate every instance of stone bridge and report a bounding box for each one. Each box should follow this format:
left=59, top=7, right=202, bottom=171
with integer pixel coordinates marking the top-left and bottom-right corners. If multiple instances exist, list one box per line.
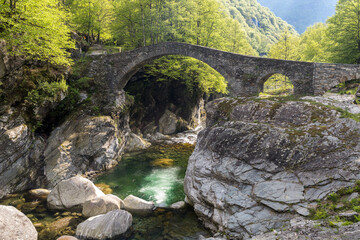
left=87, top=42, right=360, bottom=97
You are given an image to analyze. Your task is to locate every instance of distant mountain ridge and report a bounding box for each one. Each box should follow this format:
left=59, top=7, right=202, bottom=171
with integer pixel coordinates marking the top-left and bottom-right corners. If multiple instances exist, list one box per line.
left=257, top=0, right=338, bottom=33
left=218, top=0, right=297, bottom=55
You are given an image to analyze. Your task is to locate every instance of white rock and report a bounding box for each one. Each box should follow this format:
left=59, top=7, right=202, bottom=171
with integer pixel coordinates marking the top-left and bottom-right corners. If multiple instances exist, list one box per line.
left=47, top=176, right=105, bottom=210
left=170, top=201, right=187, bottom=210
left=0, top=205, right=38, bottom=240
left=76, top=210, right=132, bottom=240
left=123, top=195, right=155, bottom=215
left=125, top=133, right=151, bottom=152
left=82, top=194, right=124, bottom=217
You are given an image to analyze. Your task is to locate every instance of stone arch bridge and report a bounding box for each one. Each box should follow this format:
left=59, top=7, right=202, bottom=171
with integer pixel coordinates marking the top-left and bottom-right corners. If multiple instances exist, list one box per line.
left=87, top=42, right=360, bottom=97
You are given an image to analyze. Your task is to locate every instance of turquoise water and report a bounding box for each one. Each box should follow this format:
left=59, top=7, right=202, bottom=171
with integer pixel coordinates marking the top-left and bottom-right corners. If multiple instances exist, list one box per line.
left=96, top=143, right=211, bottom=239
left=96, top=143, right=193, bottom=206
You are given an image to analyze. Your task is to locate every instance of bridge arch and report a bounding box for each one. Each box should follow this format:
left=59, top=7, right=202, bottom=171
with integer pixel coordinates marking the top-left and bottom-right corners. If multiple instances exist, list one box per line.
left=260, top=73, right=294, bottom=94
left=113, top=43, right=233, bottom=91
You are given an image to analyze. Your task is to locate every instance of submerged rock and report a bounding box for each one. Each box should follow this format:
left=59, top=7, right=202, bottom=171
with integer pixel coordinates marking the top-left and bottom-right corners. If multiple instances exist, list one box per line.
left=47, top=176, right=105, bottom=210
left=26, top=188, right=50, bottom=202
left=123, top=195, right=155, bottom=215
left=76, top=209, right=132, bottom=240
left=0, top=205, right=38, bottom=240
left=184, top=97, right=360, bottom=239
left=82, top=194, right=124, bottom=218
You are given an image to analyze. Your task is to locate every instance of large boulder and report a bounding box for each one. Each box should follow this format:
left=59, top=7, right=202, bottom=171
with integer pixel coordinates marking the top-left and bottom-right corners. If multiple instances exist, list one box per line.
left=123, top=195, right=155, bottom=215
left=47, top=176, right=105, bottom=210
left=43, top=115, right=125, bottom=188
left=158, top=109, right=182, bottom=135
left=0, top=205, right=38, bottom=240
left=0, top=111, right=44, bottom=199
left=184, top=97, right=360, bottom=239
left=76, top=210, right=132, bottom=240
left=82, top=194, right=124, bottom=217
left=124, top=133, right=151, bottom=152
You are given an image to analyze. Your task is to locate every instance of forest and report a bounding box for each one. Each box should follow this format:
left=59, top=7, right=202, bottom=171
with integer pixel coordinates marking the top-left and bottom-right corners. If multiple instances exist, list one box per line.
left=1, top=0, right=360, bottom=105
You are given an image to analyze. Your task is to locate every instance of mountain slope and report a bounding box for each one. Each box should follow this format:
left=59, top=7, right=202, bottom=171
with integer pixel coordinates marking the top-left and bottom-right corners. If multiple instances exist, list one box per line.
left=257, top=0, right=338, bottom=33
left=219, top=0, right=297, bottom=54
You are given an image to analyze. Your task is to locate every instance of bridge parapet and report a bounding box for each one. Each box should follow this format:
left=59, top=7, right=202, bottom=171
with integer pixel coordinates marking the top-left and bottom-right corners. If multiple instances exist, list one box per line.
left=86, top=42, right=360, bottom=98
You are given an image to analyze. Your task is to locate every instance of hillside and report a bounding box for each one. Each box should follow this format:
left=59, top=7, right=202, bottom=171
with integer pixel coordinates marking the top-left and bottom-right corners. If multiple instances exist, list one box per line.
left=219, top=0, right=297, bottom=54
left=257, top=0, right=338, bottom=33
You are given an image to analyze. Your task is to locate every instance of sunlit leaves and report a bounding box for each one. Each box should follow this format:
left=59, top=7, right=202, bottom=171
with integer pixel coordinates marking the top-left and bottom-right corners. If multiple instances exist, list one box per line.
left=0, top=0, right=75, bottom=66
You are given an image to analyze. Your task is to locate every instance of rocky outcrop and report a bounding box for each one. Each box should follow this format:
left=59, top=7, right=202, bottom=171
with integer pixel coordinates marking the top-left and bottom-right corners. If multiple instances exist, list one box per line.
left=251, top=217, right=360, bottom=240
left=82, top=194, right=124, bottom=217
left=0, top=109, right=44, bottom=199
left=47, top=176, right=105, bottom=210
left=184, top=97, right=360, bottom=239
left=0, top=205, right=38, bottom=240
left=76, top=210, right=132, bottom=240
left=123, top=195, right=155, bottom=215
left=44, top=115, right=125, bottom=187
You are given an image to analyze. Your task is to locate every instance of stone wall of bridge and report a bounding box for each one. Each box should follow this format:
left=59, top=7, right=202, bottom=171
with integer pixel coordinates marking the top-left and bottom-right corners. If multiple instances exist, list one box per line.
left=86, top=42, right=360, bottom=98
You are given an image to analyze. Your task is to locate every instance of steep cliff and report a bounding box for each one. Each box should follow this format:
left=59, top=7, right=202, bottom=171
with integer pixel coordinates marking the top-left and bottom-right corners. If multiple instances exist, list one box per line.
left=184, top=97, right=360, bottom=239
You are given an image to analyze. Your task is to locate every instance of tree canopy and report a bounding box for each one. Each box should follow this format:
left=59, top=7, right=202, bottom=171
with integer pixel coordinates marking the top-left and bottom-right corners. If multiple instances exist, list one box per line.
left=0, top=0, right=75, bottom=66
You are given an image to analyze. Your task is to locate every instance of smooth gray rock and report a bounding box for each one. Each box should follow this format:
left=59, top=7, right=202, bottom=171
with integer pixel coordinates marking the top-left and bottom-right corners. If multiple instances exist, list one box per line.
left=124, top=133, right=151, bottom=152
left=44, top=115, right=123, bottom=188
left=0, top=205, right=38, bottom=240
left=47, top=176, right=105, bottom=210
left=82, top=194, right=124, bottom=217
left=184, top=98, right=360, bottom=238
left=158, top=109, right=178, bottom=135
left=123, top=195, right=155, bottom=215
left=254, top=181, right=304, bottom=204
left=170, top=201, right=187, bottom=210
left=76, top=210, right=132, bottom=240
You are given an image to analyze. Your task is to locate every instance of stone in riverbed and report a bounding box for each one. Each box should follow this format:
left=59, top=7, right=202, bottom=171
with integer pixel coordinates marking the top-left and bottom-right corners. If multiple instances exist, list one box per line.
left=170, top=201, right=187, bottom=210
left=0, top=205, right=38, bottom=240
left=26, top=188, right=50, bottom=202
left=82, top=194, right=124, bottom=217
left=57, top=236, right=79, bottom=240
left=76, top=210, right=132, bottom=240
left=47, top=176, right=105, bottom=210
left=123, top=195, right=155, bottom=215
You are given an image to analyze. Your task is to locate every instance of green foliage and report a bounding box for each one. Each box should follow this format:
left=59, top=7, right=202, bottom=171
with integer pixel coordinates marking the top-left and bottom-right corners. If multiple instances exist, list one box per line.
left=326, top=0, right=360, bottom=63
left=219, top=0, right=297, bottom=54
left=0, top=0, right=75, bottom=66
left=143, top=56, right=228, bottom=95
left=261, top=74, right=294, bottom=96
left=67, top=0, right=114, bottom=42
left=111, top=0, right=257, bottom=55
left=268, top=29, right=300, bottom=61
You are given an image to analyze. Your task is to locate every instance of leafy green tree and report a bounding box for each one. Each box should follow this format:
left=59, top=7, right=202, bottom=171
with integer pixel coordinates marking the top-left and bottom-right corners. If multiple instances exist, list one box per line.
left=69, top=0, right=114, bottom=43
left=144, top=56, right=228, bottom=95
left=327, top=0, right=360, bottom=63
left=298, top=23, right=329, bottom=62
left=0, top=0, right=74, bottom=66
left=268, top=29, right=300, bottom=61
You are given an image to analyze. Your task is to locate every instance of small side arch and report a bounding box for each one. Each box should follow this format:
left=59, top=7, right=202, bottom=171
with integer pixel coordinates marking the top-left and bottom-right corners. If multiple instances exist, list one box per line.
left=259, top=73, right=294, bottom=96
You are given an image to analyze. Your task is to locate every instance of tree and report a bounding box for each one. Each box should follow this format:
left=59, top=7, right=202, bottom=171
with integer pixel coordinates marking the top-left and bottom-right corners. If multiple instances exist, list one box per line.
left=267, top=29, right=299, bottom=92
left=0, top=0, right=75, bottom=66
left=298, top=23, right=329, bottom=62
left=69, top=0, right=113, bottom=43
left=268, top=29, right=300, bottom=61
left=327, top=0, right=360, bottom=63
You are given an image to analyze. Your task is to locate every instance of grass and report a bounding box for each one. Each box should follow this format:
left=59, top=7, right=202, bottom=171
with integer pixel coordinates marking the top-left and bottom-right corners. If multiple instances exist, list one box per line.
left=310, top=181, right=360, bottom=226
